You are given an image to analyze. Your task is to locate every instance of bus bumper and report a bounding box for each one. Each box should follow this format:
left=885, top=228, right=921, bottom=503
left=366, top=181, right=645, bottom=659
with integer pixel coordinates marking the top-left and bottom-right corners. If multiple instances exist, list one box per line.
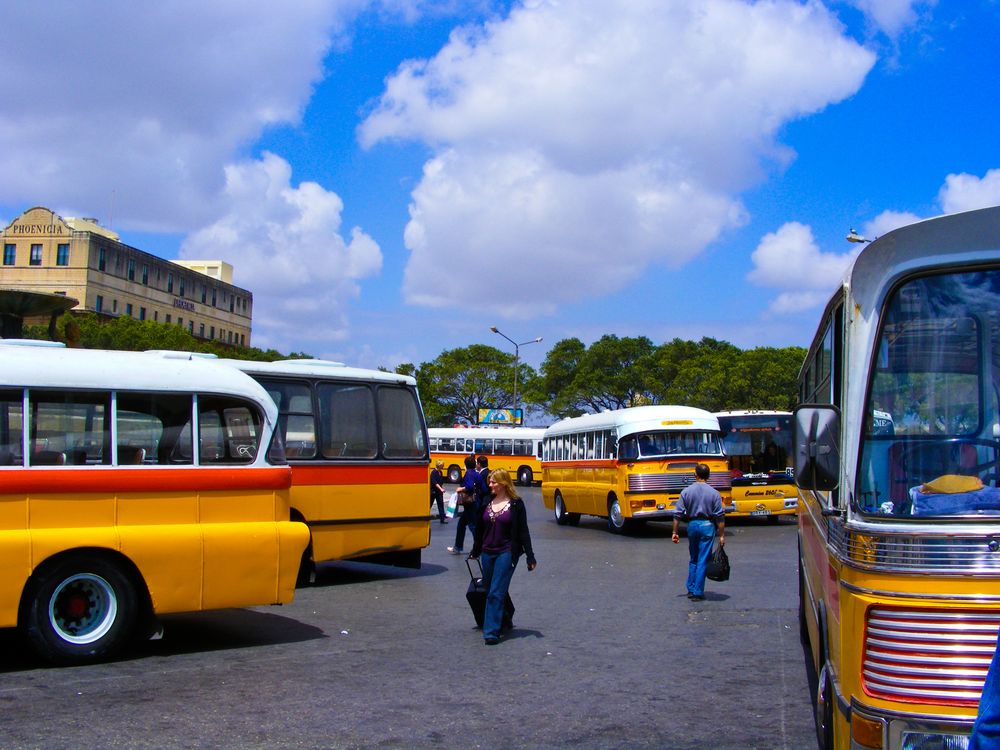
left=728, top=496, right=798, bottom=517
left=850, top=699, right=973, bottom=750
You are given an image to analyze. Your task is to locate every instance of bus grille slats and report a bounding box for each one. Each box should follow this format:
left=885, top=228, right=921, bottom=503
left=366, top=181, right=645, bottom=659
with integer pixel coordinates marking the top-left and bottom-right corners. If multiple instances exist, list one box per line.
left=628, top=471, right=730, bottom=493
left=863, top=606, right=1000, bottom=706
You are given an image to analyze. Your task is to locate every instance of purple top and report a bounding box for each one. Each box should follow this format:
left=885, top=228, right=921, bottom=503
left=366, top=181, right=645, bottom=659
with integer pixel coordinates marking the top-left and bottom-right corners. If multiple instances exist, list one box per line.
left=481, top=502, right=513, bottom=553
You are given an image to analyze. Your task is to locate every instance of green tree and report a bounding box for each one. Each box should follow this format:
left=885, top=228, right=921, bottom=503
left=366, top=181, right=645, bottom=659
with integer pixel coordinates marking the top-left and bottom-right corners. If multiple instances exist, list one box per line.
left=415, top=344, right=534, bottom=426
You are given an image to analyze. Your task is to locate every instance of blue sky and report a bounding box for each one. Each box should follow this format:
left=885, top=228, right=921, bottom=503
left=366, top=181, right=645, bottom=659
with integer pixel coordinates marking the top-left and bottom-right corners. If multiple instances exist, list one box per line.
left=2, top=1, right=999, bottom=372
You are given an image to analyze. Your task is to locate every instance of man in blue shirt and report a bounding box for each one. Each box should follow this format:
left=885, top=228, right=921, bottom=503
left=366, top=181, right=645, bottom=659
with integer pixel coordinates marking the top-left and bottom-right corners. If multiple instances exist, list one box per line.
left=671, top=463, right=726, bottom=600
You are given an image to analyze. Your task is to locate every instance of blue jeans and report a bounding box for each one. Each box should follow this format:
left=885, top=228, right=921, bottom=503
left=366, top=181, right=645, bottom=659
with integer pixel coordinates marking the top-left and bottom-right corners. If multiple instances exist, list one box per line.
left=686, top=520, right=716, bottom=597
left=480, top=549, right=516, bottom=640
left=971, top=637, right=1000, bottom=747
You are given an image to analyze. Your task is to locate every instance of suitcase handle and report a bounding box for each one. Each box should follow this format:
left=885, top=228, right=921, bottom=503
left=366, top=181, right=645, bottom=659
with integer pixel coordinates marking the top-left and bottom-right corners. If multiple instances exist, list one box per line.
left=466, top=557, right=483, bottom=582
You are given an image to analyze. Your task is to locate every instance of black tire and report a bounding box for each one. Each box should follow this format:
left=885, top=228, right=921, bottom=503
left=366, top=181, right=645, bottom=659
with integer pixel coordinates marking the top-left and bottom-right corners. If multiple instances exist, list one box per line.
left=447, top=465, right=462, bottom=484
left=798, top=561, right=810, bottom=646
left=607, top=495, right=631, bottom=534
left=296, top=540, right=315, bottom=588
left=517, top=467, right=533, bottom=486
left=22, top=554, right=138, bottom=665
left=815, top=664, right=834, bottom=750
left=554, top=491, right=570, bottom=525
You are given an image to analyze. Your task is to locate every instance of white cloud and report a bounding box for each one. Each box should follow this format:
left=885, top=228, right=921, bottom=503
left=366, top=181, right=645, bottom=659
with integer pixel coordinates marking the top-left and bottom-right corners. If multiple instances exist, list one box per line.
left=0, top=1, right=359, bottom=232
left=843, top=0, right=935, bottom=38
left=179, top=153, right=382, bottom=349
left=748, top=221, right=859, bottom=312
left=938, top=169, right=1000, bottom=215
left=862, top=209, right=922, bottom=240
left=360, top=0, right=875, bottom=315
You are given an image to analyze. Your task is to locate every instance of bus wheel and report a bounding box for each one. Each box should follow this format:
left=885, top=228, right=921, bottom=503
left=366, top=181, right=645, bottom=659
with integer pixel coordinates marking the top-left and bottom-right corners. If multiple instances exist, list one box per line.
left=517, top=467, right=533, bottom=486
left=554, top=491, right=570, bottom=525
left=815, top=663, right=834, bottom=750
left=607, top=496, right=629, bottom=534
left=22, top=554, right=138, bottom=665
left=447, top=465, right=462, bottom=484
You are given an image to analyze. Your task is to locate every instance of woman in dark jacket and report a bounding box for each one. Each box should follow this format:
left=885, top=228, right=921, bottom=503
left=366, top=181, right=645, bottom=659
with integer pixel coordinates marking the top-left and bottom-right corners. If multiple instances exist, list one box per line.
left=470, top=468, right=537, bottom=645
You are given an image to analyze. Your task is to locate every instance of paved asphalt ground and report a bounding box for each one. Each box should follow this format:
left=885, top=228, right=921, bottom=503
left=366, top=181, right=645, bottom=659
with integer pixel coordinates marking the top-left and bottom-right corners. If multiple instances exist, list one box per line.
left=0, top=486, right=817, bottom=750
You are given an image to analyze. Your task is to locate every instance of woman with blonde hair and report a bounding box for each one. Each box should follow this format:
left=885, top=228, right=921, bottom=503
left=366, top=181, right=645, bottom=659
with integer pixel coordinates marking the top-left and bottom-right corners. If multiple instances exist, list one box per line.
left=469, top=468, right=537, bottom=645
left=429, top=459, right=447, bottom=524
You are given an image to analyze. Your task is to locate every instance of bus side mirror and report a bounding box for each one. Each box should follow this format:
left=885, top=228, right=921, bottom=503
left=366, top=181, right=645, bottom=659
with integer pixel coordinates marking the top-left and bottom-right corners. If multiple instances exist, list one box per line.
left=794, top=405, right=841, bottom=491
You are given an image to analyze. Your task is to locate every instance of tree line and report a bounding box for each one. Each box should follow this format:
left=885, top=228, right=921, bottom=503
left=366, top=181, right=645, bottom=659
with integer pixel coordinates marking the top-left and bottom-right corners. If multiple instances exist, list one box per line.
left=25, top=315, right=804, bottom=428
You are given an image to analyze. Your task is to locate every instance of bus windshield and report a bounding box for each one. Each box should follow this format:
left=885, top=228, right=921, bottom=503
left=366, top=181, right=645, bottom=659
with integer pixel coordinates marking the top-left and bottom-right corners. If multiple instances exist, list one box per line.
left=717, top=413, right=793, bottom=476
left=618, top=430, right=723, bottom=460
left=859, top=269, right=1000, bottom=517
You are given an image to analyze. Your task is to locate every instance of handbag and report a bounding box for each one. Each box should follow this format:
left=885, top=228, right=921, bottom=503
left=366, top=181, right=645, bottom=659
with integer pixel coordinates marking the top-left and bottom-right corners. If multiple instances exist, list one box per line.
left=706, top=543, right=730, bottom=582
left=444, top=491, right=458, bottom=518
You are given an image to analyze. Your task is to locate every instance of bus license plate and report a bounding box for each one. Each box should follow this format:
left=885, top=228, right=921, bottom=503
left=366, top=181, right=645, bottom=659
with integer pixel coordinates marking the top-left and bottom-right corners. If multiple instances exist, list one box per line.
left=750, top=509, right=771, bottom=516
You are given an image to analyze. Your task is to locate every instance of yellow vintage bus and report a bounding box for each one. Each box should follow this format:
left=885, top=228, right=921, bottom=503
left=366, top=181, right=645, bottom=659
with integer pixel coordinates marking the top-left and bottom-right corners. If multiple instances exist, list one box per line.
left=541, top=405, right=731, bottom=533
left=0, top=344, right=308, bottom=665
left=220, top=359, right=430, bottom=581
left=795, top=206, right=1000, bottom=749
left=715, top=410, right=798, bottom=520
left=427, top=426, right=544, bottom=486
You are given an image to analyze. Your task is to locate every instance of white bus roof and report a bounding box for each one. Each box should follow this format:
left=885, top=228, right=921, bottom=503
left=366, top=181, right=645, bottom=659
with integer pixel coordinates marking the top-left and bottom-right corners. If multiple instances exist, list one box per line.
left=0, top=346, right=278, bottom=419
left=428, top=426, right=546, bottom=439
left=216, top=357, right=417, bottom=387
left=544, top=405, right=720, bottom=439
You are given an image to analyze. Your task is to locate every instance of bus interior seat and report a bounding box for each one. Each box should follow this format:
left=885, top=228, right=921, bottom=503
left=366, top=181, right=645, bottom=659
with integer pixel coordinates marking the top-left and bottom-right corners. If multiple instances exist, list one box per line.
left=117, top=445, right=146, bottom=464
left=67, top=447, right=88, bottom=465
left=0, top=448, right=15, bottom=465
left=890, top=441, right=981, bottom=509
left=31, top=450, right=66, bottom=466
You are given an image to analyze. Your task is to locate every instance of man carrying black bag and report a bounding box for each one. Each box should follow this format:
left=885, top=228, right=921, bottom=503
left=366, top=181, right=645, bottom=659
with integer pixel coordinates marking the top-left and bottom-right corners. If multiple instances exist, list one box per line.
left=671, top=463, right=725, bottom=601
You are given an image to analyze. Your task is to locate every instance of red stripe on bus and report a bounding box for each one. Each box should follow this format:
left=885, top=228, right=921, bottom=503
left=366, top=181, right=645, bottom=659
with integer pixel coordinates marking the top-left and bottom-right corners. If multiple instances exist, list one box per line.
left=0, top=466, right=291, bottom=495
left=291, top=464, right=427, bottom=486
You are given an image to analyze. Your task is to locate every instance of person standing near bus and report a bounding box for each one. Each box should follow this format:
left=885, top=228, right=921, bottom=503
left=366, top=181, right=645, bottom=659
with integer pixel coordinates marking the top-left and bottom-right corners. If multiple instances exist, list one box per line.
left=448, top=455, right=479, bottom=554
left=470, top=469, right=537, bottom=645
left=671, top=463, right=725, bottom=601
left=430, top=459, right=447, bottom=524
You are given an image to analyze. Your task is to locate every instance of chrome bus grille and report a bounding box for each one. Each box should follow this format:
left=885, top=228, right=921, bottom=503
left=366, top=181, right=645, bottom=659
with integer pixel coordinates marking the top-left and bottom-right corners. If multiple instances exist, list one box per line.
left=628, top=471, right=730, bottom=493
left=863, top=606, right=1000, bottom=706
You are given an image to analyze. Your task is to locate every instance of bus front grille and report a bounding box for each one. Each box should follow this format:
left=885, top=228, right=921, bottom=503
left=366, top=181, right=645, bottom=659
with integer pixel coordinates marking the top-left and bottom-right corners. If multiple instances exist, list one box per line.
left=628, top=471, right=730, bottom=493
left=862, top=606, right=1000, bottom=706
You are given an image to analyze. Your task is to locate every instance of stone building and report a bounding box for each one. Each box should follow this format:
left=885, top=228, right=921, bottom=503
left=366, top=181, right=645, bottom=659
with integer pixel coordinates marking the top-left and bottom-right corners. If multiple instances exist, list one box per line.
left=0, top=206, right=252, bottom=345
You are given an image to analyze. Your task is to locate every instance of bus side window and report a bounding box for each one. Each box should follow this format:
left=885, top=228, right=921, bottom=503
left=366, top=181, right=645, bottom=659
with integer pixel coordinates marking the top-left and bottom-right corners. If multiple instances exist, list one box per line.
left=0, top=389, right=24, bottom=466
left=619, top=436, right=637, bottom=461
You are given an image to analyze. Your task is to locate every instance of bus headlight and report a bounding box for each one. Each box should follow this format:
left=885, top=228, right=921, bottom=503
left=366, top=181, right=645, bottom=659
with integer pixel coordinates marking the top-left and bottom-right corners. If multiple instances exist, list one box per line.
left=900, top=732, right=969, bottom=749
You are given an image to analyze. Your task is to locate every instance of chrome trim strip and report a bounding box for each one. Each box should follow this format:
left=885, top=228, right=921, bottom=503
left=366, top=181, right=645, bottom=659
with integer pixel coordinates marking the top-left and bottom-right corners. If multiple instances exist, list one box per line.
left=841, top=579, right=1000, bottom=602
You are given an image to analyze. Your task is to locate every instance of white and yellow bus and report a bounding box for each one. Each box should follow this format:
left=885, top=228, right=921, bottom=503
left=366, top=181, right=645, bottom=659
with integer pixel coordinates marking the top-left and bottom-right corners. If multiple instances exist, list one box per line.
left=715, top=410, right=797, bottom=520
left=428, top=426, right=544, bottom=486
left=221, top=359, right=430, bottom=579
left=795, top=205, right=1000, bottom=749
left=0, top=344, right=308, bottom=665
left=541, top=405, right=731, bottom=533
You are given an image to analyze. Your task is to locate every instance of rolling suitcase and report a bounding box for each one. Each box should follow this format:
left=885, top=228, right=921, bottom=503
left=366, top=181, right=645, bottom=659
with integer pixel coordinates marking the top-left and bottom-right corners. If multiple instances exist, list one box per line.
left=465, top=558, right=515, bottom=631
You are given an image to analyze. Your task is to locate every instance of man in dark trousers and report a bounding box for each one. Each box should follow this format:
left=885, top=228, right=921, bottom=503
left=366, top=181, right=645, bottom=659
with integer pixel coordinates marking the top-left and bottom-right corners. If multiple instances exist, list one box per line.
left=671, top=463, right=725, bottom=600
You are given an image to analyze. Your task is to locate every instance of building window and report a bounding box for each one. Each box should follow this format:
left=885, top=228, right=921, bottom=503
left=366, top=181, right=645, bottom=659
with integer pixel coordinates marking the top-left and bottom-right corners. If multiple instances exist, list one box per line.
left=240, top=334, right=245, bottom=347
left=167, top=273, right=174, bottom=293
left=179, top=279, right=185, bottom=298
left=127, top=259, right=135, bottom=281
left=209, top=326, right=215, bottom=339
left=56, top=244, right=69, bottom=266
left=198, top=323, right=205, bottom=338
left=212, top=289, right=217, bottom=306
left=165, top=313, right=171, bottom=324
left=3, top=244, right=14, bottom=265
left=201, top=285, right=207, bottom=303
left=227, top=331, right=233, bottom=344
left=188, top=321, right=194, bottom=334
left=153, top=310, right=158, bottom=322
left=229, top=296, right=235, bottom=312
left=98, top=247, right=106, bottom=271
left=177, top=317, right=183, bottom=327
left=29, top=244, right=42, bottom=266
left=95, top=295, right=104, bottom=312
left=141, top=264, right=149, bottom=285
left=112, top=299, right=118, bottom=314
left=139, top=307, right=146, bottom=321
left=125, top=303, right=133, bottom=317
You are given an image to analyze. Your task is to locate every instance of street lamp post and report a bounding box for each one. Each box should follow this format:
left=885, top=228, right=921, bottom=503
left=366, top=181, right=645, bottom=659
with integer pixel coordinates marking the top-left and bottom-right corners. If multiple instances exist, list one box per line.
left=490, top=326, right=542, bottom=417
